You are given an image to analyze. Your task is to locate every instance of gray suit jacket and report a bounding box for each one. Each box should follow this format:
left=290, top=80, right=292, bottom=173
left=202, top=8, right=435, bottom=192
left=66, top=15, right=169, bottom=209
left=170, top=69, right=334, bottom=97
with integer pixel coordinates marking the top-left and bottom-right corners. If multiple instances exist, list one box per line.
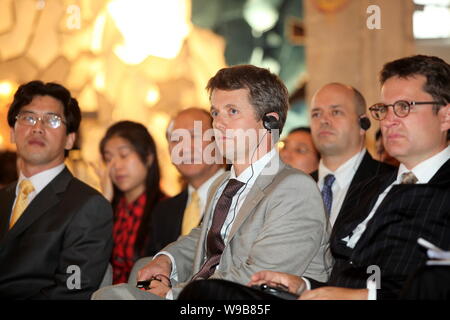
left=164, top=155, right=332, bottom=297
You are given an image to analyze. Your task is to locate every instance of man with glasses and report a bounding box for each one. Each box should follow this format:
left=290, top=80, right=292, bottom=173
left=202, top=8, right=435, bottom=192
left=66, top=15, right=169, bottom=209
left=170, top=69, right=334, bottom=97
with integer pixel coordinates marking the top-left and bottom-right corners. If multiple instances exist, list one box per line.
left=177, top=55, right=450, bottom=300
left=0, top=81, right=113, bottom=299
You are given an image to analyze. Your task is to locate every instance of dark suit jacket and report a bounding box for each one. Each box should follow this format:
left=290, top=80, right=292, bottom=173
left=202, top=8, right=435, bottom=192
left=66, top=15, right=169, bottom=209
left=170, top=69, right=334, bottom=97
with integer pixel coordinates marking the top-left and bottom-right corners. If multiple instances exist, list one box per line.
left=0, top=168, right=113, bottom=299
left=146, top=189, right=188, bottom=256
left=311, top=151, right=396, bottom=232
left=328, top=158, right=450, bottom=299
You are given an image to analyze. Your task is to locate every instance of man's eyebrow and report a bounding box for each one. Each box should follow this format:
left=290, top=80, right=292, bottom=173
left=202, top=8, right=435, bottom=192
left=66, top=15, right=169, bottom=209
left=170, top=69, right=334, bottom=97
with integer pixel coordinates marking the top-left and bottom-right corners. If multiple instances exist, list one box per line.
left=311, top=104, right=341, bottom=111
left=20, top=110, right=62, bottom=116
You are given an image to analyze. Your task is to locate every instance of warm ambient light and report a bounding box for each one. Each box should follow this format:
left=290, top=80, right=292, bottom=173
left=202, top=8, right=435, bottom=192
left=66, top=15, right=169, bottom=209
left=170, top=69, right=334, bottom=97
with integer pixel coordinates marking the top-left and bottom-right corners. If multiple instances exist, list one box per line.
left=107, top=0, right=191, bottom=64
left=0, top=81, right=14, bottom=98
left=145, top=86, right=160, bottom=106
left=277, top=140, right=285, bottom=150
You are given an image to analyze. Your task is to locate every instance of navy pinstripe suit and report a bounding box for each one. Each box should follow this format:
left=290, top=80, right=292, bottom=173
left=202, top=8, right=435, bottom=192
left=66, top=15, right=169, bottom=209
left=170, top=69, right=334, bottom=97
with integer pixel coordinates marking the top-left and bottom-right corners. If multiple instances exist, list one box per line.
left=327, top=158, right=450, bottom=299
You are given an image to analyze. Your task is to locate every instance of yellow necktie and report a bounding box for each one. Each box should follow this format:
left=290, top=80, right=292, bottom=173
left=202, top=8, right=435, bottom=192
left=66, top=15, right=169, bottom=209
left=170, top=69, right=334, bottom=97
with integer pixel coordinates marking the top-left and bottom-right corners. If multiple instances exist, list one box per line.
left=9, top=179, right=35, bottom=229
left=181, top=191, right=201, bottom=235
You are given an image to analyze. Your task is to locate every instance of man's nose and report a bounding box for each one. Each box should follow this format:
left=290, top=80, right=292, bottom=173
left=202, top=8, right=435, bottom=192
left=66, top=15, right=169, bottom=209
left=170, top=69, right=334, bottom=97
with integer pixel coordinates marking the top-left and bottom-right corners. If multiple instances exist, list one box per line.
left=319, top=114, right=330, bottom=126
left=382, top=107, right=399, bottom=127
left=31, top=118, right=45, bottom=133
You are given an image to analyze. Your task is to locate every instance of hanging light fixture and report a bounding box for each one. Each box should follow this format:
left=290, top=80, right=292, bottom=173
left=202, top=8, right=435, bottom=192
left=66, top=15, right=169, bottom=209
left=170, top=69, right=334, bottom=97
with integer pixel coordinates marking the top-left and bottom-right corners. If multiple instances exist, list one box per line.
left=107, top=0, right=191, bottom=64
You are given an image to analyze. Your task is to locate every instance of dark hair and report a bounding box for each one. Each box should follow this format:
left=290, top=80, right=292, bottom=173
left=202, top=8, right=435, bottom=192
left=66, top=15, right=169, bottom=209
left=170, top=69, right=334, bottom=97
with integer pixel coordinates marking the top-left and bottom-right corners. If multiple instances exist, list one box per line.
left=7, top=80, right=81, bottom=134
left=380, top=55, right=450, bottom=112
left=100, top=121, right=165, bottom=256
left=0, top=151, right=18, bottom=187
left=206, top=65, right=289, bottom=133
left=289, top=126, right=311, bottom=135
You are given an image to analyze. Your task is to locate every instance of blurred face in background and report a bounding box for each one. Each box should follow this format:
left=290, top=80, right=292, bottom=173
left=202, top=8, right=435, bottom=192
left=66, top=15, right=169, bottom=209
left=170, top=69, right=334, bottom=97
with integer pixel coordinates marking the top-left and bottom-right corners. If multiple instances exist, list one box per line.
left=168, top=109, right=221, bottom=187
left=280, top=130, right=319, bottom=173
left=102, top=135, right=151, bottom=202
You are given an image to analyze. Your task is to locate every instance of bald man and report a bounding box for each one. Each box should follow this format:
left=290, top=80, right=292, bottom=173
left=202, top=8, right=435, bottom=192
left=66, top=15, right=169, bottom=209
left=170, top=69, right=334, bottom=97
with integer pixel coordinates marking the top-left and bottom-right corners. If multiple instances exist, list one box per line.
left=143, top=108, right=225, bottom=257
left=309, top=83, right=395, bottom=229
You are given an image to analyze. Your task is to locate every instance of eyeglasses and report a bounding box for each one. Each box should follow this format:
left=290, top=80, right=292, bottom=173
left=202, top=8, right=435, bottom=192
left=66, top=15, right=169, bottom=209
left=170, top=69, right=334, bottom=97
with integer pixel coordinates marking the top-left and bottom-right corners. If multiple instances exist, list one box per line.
left=369, top=100, right=444, bottom=121
left=16, top=112, right=67, bottom=129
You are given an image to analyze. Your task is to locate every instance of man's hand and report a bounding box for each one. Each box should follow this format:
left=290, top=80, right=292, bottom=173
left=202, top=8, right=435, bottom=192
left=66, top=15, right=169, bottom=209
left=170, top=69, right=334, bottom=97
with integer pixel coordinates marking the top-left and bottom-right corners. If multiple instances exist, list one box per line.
left=300, top=287, right=368, bottom=300
left=248, top=270, right=305, bottom=295
left=137, top=255, right=172, bottom=283
left=146, top=279, right=171, bottom=298
left=91, top=160, right=114, bottom=202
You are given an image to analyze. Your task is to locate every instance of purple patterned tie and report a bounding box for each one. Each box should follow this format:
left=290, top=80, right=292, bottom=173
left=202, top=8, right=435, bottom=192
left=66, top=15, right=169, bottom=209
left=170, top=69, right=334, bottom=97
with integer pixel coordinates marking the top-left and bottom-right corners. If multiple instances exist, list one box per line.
left=192, top=179, right=245, bottom=280
left=321, top=174, right=335, bottom=216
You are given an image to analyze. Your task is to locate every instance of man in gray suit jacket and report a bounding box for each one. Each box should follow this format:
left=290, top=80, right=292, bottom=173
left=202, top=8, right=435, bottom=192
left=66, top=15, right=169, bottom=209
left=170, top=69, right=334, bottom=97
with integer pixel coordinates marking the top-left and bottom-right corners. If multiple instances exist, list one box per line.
left=92, top=65, right=332, bottom=300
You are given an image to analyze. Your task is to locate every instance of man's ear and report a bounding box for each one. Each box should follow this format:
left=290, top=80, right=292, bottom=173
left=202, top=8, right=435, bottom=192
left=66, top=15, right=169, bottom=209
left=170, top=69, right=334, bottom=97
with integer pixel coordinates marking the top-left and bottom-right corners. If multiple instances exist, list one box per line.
left=146, top=154, right=154, bottom=167
left=265, top=112, right=279, bottom=120
left=64, top=132, right=76, bottom=150
left=10, top=127, right=16, bottom=144
left=440, top=104, right=450, bottom=132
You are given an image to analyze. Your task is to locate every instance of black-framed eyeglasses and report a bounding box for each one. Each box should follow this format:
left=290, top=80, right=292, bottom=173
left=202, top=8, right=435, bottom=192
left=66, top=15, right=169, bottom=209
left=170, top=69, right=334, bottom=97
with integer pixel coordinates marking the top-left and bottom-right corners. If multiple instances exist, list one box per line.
left=16, top=112, right=67, bottom=129
left=369, top=100, right=444, bottom=121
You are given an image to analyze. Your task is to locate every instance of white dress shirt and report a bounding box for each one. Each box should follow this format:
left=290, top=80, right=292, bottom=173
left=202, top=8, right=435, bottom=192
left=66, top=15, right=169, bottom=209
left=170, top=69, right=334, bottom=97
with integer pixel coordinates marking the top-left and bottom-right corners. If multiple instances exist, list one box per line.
left=160, top=148, right=277, bottom=299
left=186, top=168, right=225, bottom=220
left=318, top=149, right=366, bottom=227
left=343, top=145, right=450, bottom=249
left=11, top=164, right=66, bottom=220
left=342, top=145, right=450, bottom=300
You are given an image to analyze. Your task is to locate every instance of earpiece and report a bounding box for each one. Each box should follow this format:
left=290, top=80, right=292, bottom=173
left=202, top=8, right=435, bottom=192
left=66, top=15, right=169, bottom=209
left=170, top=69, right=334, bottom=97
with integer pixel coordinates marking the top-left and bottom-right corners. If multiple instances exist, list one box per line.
left=262, top=114, right=280, bottom=132
left=359, top=116, right=371, bottom=131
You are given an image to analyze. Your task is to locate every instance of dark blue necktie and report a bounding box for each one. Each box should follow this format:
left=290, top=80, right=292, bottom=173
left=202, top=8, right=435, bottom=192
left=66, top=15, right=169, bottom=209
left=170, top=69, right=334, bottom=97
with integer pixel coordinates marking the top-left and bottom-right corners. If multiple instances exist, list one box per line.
left=321, top=174, right=336, bottom=216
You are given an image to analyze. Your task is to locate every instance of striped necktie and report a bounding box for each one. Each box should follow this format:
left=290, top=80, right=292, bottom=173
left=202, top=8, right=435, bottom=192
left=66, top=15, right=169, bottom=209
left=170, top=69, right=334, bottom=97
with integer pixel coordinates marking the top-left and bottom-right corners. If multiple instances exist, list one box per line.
left=192, top=179, right=244, bottom=280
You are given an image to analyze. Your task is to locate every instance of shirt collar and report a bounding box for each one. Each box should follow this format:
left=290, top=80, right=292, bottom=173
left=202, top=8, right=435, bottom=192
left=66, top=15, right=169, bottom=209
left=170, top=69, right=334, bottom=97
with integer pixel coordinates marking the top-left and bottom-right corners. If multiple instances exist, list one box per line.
left=318, top=149, right=366, bottom=188
left=229, top=148, right=277, bottom=184
left=188, top=168, right=226, bottom=206
left=17, top=163, right=66, bottom=197
left=396, top=145, right=450, bottom=184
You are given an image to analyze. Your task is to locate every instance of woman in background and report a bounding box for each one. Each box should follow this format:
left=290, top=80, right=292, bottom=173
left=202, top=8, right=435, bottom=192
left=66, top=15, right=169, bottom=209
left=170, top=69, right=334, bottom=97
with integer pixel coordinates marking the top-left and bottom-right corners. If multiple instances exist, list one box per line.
left=99, top=121, right=166, bottom=284
left=280, top=127, right=320, bottom=174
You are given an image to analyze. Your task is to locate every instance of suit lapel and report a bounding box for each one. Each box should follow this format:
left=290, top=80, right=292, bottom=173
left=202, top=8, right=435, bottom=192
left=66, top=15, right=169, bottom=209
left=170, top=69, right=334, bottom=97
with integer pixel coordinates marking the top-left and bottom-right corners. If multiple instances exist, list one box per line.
left=0, top=183, right=16, bottom=242
left=1, top=168, right=73, bottom=244
left=193, top=171, right=230, bottom=270
left=352, top=160, right=449, bottom=252
left=227, top=155, right=284, bottom=243
left=429, top=158, right=450, bottom=184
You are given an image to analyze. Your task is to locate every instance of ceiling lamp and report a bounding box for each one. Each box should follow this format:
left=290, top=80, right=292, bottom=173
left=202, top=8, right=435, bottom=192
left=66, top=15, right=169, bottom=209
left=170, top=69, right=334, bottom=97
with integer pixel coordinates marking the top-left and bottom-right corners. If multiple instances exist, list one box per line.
left=243, top=0, right=279, bottom=35
left=107, top=0, right=191, bottom=64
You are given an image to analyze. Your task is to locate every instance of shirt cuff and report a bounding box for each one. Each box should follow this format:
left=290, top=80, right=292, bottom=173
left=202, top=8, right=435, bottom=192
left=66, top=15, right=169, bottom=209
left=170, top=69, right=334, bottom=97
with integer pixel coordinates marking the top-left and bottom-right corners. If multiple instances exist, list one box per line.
left=366, top=279, right=377, bottom=300
left=301, top=277, right=311, bottom=291
left=154, top=251, right=178, bottom=282
left=165, top=290, right=174, bottom=300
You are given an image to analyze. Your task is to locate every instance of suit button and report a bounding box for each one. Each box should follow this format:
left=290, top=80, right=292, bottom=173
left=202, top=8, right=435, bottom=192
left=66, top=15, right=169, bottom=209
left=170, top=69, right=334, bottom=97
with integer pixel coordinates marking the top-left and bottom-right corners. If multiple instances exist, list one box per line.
left=349, top=261, right=353, bottom=265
